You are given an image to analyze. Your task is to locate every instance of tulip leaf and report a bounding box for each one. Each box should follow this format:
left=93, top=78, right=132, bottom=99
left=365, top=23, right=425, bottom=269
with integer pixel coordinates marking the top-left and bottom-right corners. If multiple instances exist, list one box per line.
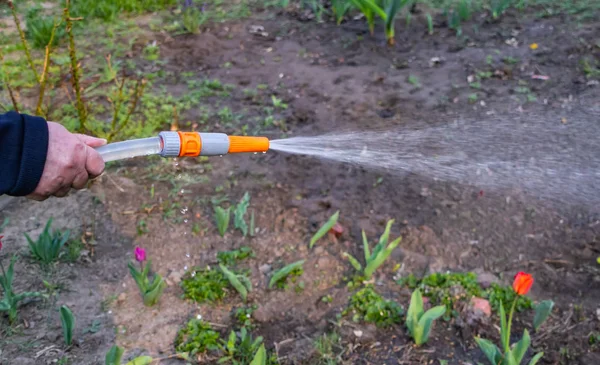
left=125, top=356, right=153, bottom=365
left=528, top=352, right=544, bottom=365
left=533, top=300, right=554, bottom=331
left=250, top=344, right=267, bottom=365
left=310, top=211, right=339, bottom=248
left=362, top=230, right=370, bottom=261
left=343, top=252, right=362, bottom=272
left=474, top=337, right=503, bottom=365
left=406, top=289, right=424, bottom=336
left=269, top=260, right=304, bottom=289
left=220, top=264, right=249, bottom=302
left=105, top=345, right=124, bottom=365
left=60, top=305, right=75, bottom=346
left=415, top=305, right=446, bottom=345
left=511, top=329, right=530, bottom=364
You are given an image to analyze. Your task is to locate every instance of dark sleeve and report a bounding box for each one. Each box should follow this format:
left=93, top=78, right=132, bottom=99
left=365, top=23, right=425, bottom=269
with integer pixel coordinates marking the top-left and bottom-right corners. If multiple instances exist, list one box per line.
left=0, top=111, right=49, bottom=196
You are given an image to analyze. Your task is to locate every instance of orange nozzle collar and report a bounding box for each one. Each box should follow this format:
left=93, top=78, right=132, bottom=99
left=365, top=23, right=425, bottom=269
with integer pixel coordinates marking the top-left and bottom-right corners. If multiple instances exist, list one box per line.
left=228, top=136, right=270, bottom=154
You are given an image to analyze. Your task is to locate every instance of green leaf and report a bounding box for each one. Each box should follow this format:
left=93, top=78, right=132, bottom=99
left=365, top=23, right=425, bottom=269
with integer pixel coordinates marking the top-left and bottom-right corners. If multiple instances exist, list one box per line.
left=364, top=235, right=401, bottom=278
left=415, top=305, right=446, bottom=345
left=250, top=344, right=266, bottom=365
left=511, top=329, right=530, bottom=364
left=533, top=300, right=554, bottom=331
left=528, top=352, right=544, bottom=365
left=343, top=252, right=362, bottom=272
left=362, top=230, right=371, bottom=261
left=500, top=302, right=508, bottom=351
left=384, top=0, right=408, bottom=42
left=310, top=211, right=339, bottom=248
left=227, top=330, right=237, bottom=352
left=214, top=206, right=231, bottom=237
left=406, top=289, right=424, bottom=336
left=142, top=274, right=165, bottom=306
left=60, top=305, right=75, bottom=346
left=269, top=260, right=304, bottom=289
left=220, top=264, right=249, bottom=302
left=474, top=337, right=503, bottom=365
left=105, top=345, right=124, bottom=365
left=234, top=192, right=251, bottom=236
left=125, top=356, right=153, bottom=365
left=249, top=210, right=255, bottom=237
left=0, top=217, right=9, bottom=233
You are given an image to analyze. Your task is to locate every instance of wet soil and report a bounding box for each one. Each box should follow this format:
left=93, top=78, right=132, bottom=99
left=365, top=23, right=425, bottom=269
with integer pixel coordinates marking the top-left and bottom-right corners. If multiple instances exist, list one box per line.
left=1, top=5, right=600, bottom=365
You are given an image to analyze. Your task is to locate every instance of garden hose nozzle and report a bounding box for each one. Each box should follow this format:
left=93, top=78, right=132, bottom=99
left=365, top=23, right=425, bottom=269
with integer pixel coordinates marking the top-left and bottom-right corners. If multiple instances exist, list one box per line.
left=159, top=131, right=270, bottom=157
left=95, top=132, right=270, bottom=162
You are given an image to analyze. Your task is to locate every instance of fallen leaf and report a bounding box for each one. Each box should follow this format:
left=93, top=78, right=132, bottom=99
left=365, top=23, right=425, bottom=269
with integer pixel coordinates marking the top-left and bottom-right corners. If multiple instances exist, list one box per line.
left=529, top=43, right=539, bottom=50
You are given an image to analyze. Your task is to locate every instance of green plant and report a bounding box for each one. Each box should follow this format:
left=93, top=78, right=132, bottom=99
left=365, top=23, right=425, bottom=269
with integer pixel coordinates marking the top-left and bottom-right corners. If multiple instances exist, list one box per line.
left=104, top=345, right=153, bottom=365
left=64, top=239, right=84, bottom=263
left=60, top=305, right=75, bottom=346
left=343, top=219, right=401, bottom=279
left=251, top=344, right=267, bottom=365
left=234, top=192, right=251, bottom=236
left=331, top=0, right=352, bottom=24
left=215, top=206, right=231, bottom=237
left=343, top=286, right=403, bottom=327
left=310, top=211, right=339, bottom=248
left=219, top=327, right=265, bottom=364
left=406, top=289, right=446, bottom=346
left=143, top=42, right=160, bottom=61
left=475, top=272, right=547, bottom=365
left=0, top=255, right=42, bottom=324
left=271, top=95, right=288, bottom=109
left=426, top=13, right=434, bottom=35
left=128, top=247, right=166, bottom=306
left=181, top=267, right=229, bottom=303
left=219, top=264, right=252, bottom=302
left=349, top=0, right=409, bottom=45
left=24, top=7, right=65, bottom=49
left=234, top=305, right=258, bottom=329
left=491, top=0, right=513, bottom=18
left=65, top=0, right=88, bottom=132
left=175, top=319, right=220, bottom=357
left=217, top=247, right=254, bottom=266
left=269, top=260, right=305, bottom=289
left=314, top=332, right=343, bottom=364
left=182, top=4, right=208, bottom=34
left=533, top=300, right=554, bottom=331
left=25, top=218, right=70, bottom=265
left=408, top=74, right=421, bottom=87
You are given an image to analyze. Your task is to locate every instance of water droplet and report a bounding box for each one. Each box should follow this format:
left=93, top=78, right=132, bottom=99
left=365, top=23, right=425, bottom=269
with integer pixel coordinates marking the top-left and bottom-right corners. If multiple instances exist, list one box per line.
left=196, top=314, right=202, bottom=320
left=263, top=151, right=266, bottom=154
left=191, top=272, right=196, bottom=277
left=183, top=219, right=188, bottom=223
left=219, top=155, right=223, bottom=157
left=186, top=253, right=190, bottom=258
left=184, top=265, right=188, bottom=271
left=254, top=152, right=257, bottom=155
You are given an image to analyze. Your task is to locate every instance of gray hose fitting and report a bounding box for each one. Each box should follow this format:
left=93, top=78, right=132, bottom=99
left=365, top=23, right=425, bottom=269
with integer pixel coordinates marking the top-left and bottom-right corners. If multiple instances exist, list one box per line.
left=158, top=131, right=181, bottom=157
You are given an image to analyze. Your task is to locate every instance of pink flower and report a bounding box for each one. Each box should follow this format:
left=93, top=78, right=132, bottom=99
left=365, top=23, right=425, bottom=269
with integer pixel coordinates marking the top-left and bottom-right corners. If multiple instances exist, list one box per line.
left=0, top=235, right=3, bottom=251
left=134, top=246, right=146, bottom=262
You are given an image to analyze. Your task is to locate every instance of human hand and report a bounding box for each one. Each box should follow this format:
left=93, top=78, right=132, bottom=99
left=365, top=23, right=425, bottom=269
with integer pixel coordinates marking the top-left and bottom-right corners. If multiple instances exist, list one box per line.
left=27, top=122, right=106, bottom=201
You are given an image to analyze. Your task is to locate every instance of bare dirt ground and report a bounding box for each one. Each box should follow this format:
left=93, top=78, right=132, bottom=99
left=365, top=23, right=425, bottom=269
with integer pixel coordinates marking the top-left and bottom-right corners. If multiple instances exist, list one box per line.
left=1, top=5, right=599, bottom=365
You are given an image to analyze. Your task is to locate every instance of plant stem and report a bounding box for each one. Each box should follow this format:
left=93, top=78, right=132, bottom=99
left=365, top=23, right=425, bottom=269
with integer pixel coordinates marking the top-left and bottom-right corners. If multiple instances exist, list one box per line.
left=108, top=78, right=146, bottom=141
left=0, top=49, right=20, bottom=112
left=64, top=0, right=87, bottom=132
left=36, top=20, right=61, bottom=117
left=505, top=297, right=518, bottom=354
left=8, top=0, right=39, bottom=83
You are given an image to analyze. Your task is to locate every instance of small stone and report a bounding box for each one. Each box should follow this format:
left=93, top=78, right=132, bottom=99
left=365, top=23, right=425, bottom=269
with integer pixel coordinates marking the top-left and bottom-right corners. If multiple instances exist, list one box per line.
left=353, top=330, right=363, bottom=337
left=475, top=271, right=500, bottom=289
left=45, top=332, right=59, bottom=342
left=468, top=297, right=492, bottom=322
left=259, top=264, right=272, bottom=274
left=117, top=293, right=127, bottom=303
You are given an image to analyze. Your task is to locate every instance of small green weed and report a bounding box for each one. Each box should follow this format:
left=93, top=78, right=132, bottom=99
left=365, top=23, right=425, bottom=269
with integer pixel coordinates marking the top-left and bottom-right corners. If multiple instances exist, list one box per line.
left=271, top=95, right=288, bottom=109
left=217, top=246, right=254, bottom=266
left=314, top=332, right=343, bottom=365
left=175, top=319, right=220, bottom=357
left=64, top=239, right=84, bottom=263
left=589, top=332, right=600, bottom=347
left=181, top=267, right=229, bottom=303
left=343, top=286, right=403, bottom=327
left=269, top=260, right=304, bottom=289
left=25, top=218, right=70, bottom=266
left=219, top=327, right=267, bottom=364
left=143, top=42, right=160, bottom=61
left=581, top=58, right=600, bottom=78
left=234, top=304, right=258, bottom=329
left=408, top=75, right=421, bottom=87
left=25, top=7, right=65, bottom=49
left=468, top=93, right=478, bottom=103
left=182, top=3, right=208, bottom=34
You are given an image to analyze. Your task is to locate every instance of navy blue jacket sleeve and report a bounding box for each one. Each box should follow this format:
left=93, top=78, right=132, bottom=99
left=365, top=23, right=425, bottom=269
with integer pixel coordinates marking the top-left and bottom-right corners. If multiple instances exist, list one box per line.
left=0, top=112, right=49, bottom=196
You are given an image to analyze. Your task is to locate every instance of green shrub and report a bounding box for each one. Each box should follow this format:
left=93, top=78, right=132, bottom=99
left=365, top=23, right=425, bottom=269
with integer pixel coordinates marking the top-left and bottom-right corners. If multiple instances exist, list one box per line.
left=175, top=319, right=220, bottom=356
left=217, top=246, right=254, bottom=266
left=343, top=286, right=403, bottom=327
left=181, top=267, right=229, bottom=303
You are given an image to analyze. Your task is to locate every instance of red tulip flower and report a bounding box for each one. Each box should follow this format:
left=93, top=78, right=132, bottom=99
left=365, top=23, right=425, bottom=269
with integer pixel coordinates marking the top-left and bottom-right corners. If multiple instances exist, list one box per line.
left=512, top=272, right=533, bottom=295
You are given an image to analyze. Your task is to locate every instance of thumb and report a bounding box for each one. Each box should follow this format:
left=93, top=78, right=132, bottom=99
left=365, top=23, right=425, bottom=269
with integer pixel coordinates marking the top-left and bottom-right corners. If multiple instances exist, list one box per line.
left=75, top=134, right=107, bottom=148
